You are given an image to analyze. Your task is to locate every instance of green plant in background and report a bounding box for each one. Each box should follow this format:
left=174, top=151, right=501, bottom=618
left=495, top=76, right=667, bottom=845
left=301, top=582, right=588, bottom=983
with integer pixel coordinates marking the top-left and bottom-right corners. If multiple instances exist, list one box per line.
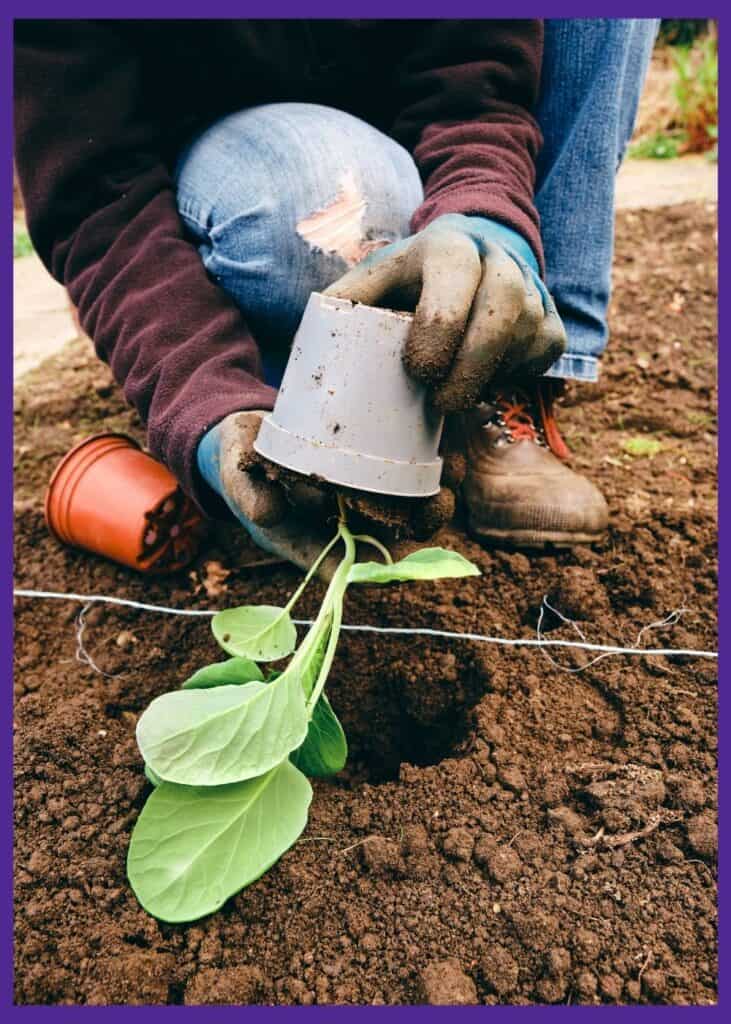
left=14, top=229, right=33, bottom=259
left=622, top=436, right=663, bottom=458
left=628, top=131, right=682, bottom=160
left=127, top=503, right=480, bottom=923
left=672, top=30, right=718, bottom=157
left=658, top=19, right=710, bottom=48
left=629, top=21, right=717, bottom=161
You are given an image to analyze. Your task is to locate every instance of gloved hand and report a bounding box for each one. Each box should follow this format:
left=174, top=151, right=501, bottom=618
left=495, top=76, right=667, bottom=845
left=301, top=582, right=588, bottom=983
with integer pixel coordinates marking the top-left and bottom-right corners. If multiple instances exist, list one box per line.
left=197, top=411, right=335, bottom=571
left=324, top=213, right=566, bottom=412
left=197, top=411, right=457, bottom=570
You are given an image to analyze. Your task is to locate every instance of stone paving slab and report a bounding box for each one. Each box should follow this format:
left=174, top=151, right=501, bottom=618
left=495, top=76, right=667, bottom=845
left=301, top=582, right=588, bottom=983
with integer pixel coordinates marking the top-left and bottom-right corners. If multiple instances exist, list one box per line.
left=13, top=251, right=79, bottom=381
left=615, top=154, right=717, bottom=210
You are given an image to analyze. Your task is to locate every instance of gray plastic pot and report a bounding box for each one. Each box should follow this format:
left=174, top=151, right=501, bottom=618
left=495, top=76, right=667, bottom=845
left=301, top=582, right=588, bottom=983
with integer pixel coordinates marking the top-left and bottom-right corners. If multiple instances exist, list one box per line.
left=254, top=293, right=444, bottom=498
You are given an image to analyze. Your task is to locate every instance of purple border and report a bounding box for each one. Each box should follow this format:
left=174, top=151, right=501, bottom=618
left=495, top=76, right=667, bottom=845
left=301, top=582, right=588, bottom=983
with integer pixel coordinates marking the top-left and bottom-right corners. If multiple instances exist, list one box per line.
left=2, top=3, right=724, bottom=19
left=4, top=2, right=723, bottom=1018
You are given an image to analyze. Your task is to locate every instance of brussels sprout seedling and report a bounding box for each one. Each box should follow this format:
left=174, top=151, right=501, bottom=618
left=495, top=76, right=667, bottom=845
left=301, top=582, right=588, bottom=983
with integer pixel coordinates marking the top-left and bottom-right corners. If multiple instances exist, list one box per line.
left=128, top=505, right=479, bottom=922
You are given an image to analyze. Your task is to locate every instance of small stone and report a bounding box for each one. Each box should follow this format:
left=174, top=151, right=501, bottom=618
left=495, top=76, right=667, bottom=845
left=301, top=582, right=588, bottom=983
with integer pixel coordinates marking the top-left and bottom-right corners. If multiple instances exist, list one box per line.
left=115, top=630, right=136, bottom=650
left=419, top=958, right=477, bottom=1006
left=442, top=827, right=474, bottom=863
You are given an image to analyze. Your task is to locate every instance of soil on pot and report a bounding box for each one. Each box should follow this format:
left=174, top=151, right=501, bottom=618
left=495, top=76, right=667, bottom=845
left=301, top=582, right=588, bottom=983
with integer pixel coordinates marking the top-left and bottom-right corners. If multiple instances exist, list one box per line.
left=13, top=203, right=717, bottom=1006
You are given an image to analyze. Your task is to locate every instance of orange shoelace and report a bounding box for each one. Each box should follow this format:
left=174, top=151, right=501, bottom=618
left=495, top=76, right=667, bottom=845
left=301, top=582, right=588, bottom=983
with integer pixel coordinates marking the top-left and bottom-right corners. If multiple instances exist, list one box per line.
left=494, top=381, right=571, bottom=461
left=496, top=393, right=539, bottom=442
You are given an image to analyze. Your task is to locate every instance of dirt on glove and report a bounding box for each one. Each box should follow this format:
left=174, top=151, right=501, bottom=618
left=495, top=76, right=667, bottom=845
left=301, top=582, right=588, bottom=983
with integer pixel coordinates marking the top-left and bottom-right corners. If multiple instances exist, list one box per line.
left=257, top=455, right=457, bottom=542
left=13, top=203, right=717, bottom=1005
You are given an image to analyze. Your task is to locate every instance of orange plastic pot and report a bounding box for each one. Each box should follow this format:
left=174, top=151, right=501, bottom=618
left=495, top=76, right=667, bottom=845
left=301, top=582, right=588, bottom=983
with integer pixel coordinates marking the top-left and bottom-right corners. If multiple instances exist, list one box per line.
left=44, top=433, right=205, bottom=573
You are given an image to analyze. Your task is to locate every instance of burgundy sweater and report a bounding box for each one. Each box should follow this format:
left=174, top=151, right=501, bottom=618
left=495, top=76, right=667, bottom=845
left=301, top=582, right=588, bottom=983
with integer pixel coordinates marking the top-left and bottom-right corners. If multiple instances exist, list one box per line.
left=14, top=19, right=544, bottom=514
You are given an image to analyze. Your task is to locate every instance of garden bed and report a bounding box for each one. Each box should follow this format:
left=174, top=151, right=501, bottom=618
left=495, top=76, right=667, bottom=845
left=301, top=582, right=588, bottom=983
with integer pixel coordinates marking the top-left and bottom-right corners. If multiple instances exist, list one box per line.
left=13, top=202, right=717, bottom=1005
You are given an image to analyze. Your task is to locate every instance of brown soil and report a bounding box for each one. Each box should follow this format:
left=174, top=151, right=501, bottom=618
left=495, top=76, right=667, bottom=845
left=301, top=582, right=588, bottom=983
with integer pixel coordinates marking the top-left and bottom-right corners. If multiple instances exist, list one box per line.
left=13, top=203, right=717, bottom=1006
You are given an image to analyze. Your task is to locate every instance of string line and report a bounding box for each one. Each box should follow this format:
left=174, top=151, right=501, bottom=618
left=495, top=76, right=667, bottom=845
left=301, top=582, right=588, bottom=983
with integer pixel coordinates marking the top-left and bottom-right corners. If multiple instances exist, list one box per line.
left=12, top=588, right=718, bottom=661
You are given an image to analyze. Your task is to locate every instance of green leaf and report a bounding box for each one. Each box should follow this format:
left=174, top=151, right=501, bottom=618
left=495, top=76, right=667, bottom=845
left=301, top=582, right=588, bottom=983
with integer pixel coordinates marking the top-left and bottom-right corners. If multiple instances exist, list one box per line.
left=291, top=693, right=347, bottom=777
left=136, top=677, right=308, bottom=787
left=622, top=436, right=663, bottom=458
left=181, top=656, right=264, bottom=690
left=127, top=761, right=312, bottom=923
left=145, top=764, right=163, bottom=788
left=348, top=547, right=480, bottom=585
left=211, top=605, right=297, bottom=662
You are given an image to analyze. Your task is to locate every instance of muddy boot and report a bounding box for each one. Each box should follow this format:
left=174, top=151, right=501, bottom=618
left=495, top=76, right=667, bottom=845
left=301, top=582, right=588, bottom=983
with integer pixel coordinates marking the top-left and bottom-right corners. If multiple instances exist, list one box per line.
left=460, top=380, right=608, bottom=548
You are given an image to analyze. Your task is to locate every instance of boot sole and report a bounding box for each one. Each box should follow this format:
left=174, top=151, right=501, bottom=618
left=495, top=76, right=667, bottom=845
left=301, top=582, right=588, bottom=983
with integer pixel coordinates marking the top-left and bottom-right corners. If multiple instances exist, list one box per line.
left=469, top=524, right=605, bottom=550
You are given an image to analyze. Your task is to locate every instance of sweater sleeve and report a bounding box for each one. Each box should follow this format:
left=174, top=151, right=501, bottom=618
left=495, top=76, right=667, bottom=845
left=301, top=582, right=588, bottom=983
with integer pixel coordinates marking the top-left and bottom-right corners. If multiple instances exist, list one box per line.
left=13, top=19, right=276, bottom=516
left=392, top=20, right=545, bottom=273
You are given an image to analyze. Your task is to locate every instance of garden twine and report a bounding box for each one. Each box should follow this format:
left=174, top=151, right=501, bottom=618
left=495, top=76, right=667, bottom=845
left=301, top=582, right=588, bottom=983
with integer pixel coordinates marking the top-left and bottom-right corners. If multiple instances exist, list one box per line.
left=13, top=589, right=718, bottom=673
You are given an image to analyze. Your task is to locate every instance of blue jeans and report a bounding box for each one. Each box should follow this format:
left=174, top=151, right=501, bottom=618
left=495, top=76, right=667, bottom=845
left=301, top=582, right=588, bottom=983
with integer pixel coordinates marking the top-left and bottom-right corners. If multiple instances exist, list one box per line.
left=175, top=18, right=659, bottom=388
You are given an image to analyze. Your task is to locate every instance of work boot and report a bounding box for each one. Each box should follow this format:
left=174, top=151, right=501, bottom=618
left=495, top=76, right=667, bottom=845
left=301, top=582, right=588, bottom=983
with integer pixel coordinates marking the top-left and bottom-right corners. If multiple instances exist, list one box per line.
left=460, top=380, right=609, bottom=548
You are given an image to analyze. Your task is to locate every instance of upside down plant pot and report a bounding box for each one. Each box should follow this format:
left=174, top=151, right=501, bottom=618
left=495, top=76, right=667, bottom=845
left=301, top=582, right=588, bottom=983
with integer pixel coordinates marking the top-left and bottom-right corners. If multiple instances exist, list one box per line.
left=44, top=433, right=205, bottom=572
left=254, top=293, right=444, bottom=498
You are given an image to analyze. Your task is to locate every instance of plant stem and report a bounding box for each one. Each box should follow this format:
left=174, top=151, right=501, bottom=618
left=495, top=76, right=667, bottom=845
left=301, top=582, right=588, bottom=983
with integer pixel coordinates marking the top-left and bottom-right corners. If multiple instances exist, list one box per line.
left=352, top=533, right=393, bottom=565
left=283, top=530, right=341, bottom=615
left=337, top=493, right=348, bottom=525
left=283, top=500, right=360, bottom=711
left=307, top=524, right=356, bottom=710
left=286, top=525, right=349, bottom=683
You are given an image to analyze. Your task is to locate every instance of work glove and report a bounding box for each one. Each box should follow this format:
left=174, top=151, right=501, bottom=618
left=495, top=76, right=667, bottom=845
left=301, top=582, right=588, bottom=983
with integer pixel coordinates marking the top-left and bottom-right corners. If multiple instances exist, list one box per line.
left=197, top=411, right=456, bottom=571
left=197, top=411, right=335, bottom=572
left=324, top=213, right=566, bottom=412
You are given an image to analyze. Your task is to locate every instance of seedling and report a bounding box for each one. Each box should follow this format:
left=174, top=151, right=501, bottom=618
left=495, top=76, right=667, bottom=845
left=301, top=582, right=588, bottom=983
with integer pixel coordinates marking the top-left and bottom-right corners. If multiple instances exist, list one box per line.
left=127, top=501, right=480, bottom=922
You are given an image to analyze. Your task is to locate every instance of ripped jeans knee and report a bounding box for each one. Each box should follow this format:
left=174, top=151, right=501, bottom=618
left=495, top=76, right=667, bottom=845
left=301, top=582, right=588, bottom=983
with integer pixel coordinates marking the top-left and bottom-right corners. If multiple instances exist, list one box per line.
left=175, top=103, right=423, bottom=369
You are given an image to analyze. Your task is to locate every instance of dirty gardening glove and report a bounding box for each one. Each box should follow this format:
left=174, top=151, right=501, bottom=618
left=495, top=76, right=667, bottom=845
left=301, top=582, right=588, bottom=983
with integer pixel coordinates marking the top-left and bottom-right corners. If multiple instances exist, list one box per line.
left=197, top=412, right=455, bottom=566
left=197, top=411, right=335, bottom=572
left=325, top=213, right=566, bottom=411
